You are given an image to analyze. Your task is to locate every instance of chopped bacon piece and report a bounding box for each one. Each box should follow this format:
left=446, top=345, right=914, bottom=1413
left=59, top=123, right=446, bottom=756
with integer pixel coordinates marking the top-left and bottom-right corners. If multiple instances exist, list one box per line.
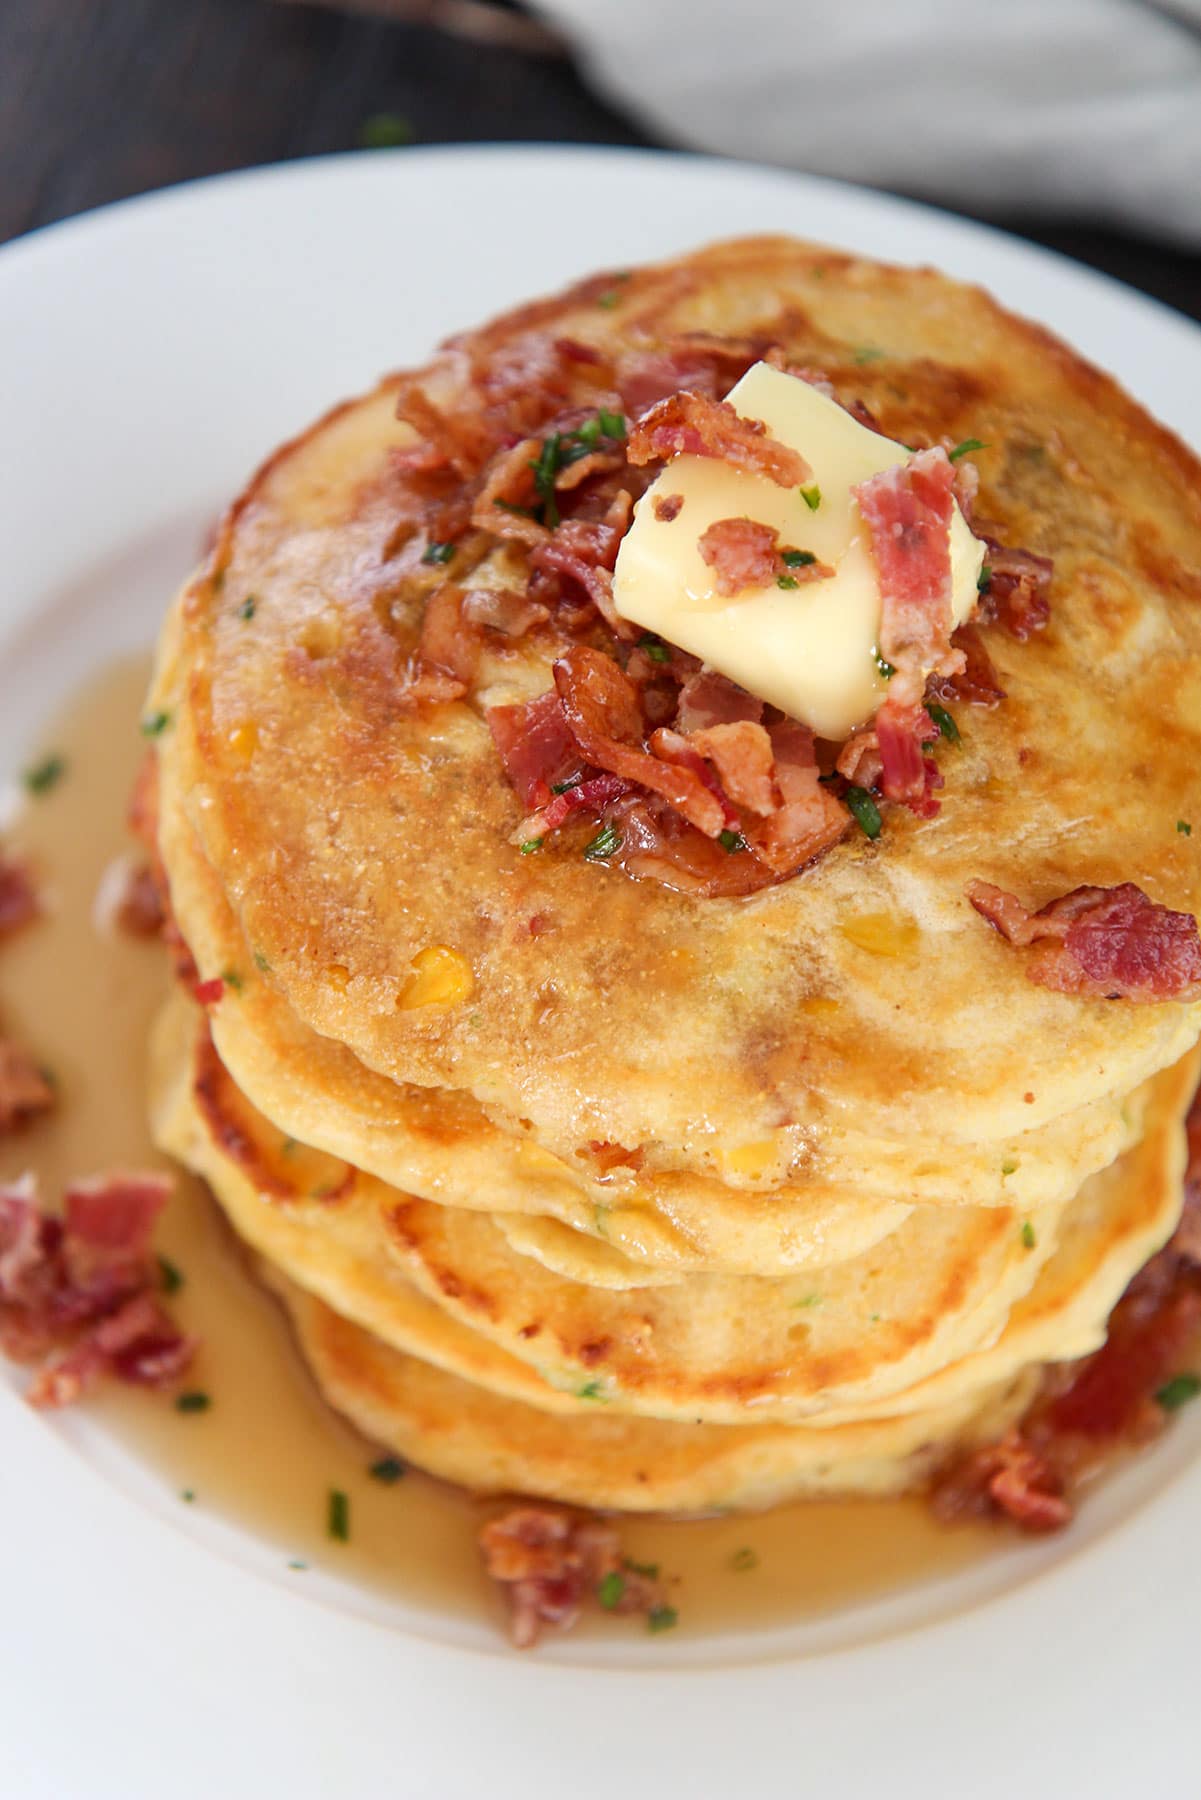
left=487, top=690, right=580, bottom=812
left=743, top=721, right=849, bottom=875
left=618, top=796, right=775, bottom=898
left=980, top=538, right=1053, bottom=640
left=0, top=854, right=40, bottom=939
left=529, top=495, right=634, bottom=634
left=854, top=448, right=958, bottom=709
left=0, top=1042, right=54, bottom=1134
left=0, top=1170, right=194, bottom=1406
left=929, top=623, right=1006, bottom=708
left=967, top=881, right=1201, bottom=1002
left=653, top=493, right=684, bottom=523
left=676, top=721, right=777, bottom=816
left=479, top=1504, right=666, bottom=1649
left=698, top=518, right=779, bottom=596
left=875, top=700, right=941, bottom=815
left=516, top=772, right=629, bottom=845
left=835, top=726, right=882, bottom=789
left=553, top=648, right=727, bottom=838
left=192, top=977, right=226, bottom=1007
left=930, top=1430, right=1071, bottom=1533
left=587, top=1140, right=645, bottom=1174
left=94, top=856, right=166, bottom=940
left=471, top=436, right=548, bottom=546
left=460, top=587, right=549, bottom=639
left=627, top=391, right=811, bottom=488
left=675, top=670, right=762, bottom=734
left=406, top=583, right=482, bottom=704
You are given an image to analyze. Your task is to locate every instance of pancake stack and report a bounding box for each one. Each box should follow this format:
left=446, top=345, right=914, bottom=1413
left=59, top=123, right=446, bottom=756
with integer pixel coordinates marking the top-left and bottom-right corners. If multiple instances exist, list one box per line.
left=144, top=237, right=1201, bottom=1514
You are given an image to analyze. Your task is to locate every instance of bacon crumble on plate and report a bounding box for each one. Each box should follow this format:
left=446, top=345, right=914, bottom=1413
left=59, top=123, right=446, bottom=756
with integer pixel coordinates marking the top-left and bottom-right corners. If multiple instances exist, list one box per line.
left=967, top=881, right=1201, bottom=1003
left=0, top=1171, right=194, bottom=1406
left=0, top=852, right=41, bottom=941
left=479, top=1504, right=671, bottom=1648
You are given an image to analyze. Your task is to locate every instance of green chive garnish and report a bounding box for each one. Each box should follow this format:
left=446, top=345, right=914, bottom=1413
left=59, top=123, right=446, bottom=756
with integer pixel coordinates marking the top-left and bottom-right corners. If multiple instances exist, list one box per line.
left=577, top=1379, right=607, bottom=1401
left=175, top=1391, right=210, bottom=1414
left=799, top=484, right=822, bottom=511
left=253, top=949, right=271, bottom=973
left=220, top=969, right=243, bottom=991
left=648, top=1605, right=679, bottom=1633
left=369, top=1455, right=406, bottom=1484
left=781, top=548, right=817, bottom=567
left=529, top=434, right=563, bottom=529
left=875, top=654, right=895, bottom=679
left=845, top=785, right=883, bottom=840
left=638, top=634, right=672, bottom=663
left=238, top=595, right=257, bottom=621
left=597, top=408, right=627, bottom=440
left=358, top=112, right=414, bottom=149
left=519, top=838, right=544, bottom=855
left=493, top=498, right=538, bottom=519
left=718, top=829, right=747, bottom=854
left=1156, top=1373, right=1201, bottom=1412
left=925, top=702, right=960, bottom=745
left=181, top=1489, right=195, bottom=1503
left=853, top=347, right=884, bottom=365
left=948, top=438, right=987, bottom=462
left=596, top=291, right=622, bottom=310
left=583, top=826, right=622, bottom=863
left=328, top=1488, right=350, bottom=1541
left=1020, top=1220, right=1036, bottom=1249
left=23, top=754, right=65, bottom=796
left=623, top=1557, right=659, bottom=1579
left=551, top=776, right=582, bottom=795
left=977, top=565, right=992, bottom=593
left=729, top=1547, right=759, bottom=1573
left=140, top=711, right=170, bottom=737
left=777, top=575, right=799, bottom=590
left=158, top=1255, right=184, bottom=1296
left=597, top=1571, right=626, bottom=1610
left=1178, top=820, right=1192, bottom=836
left=422, top=541, right=455, bottom=566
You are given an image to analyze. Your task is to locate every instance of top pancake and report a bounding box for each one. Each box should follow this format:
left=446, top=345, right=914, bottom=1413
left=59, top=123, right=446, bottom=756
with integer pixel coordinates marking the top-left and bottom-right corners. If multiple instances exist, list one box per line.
left=157, top=235, right=1201, bottom=1172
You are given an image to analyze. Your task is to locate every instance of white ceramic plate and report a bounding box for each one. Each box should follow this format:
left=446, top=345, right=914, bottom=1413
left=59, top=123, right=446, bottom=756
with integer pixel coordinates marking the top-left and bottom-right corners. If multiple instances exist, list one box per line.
left=2, top=146, right=1199, bottom=1800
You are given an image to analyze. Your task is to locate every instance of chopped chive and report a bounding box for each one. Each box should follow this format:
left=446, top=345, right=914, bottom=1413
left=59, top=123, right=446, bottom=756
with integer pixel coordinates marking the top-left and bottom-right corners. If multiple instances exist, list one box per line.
left=519, top=838, right=544, bottom=855
left=623, top=1556, right=660, bottom=1579
left=925, top=702, right=960, bottom=745
left=853, top=347, right=884, bottom=365
left=181, top=1489, right=195, bottom=1503
left=845, top=785, right=883, bottom=840
left=23, top=754, right=66, bottom=796
left=1020, top=1220, right=1036, bottom=1249
left=777, top=575, right=799, bottom=590
left=328, top=1488, right=350, bottom=1542
left=529, top=434, right=562, bottom=529
left=583, top=825, right=622, bottom=863
left=175, top=1391, right=210, bottom=1414
left=799, top=483, right=822, bottom=511
left=597, top=1571, right=626, bottom=1609
left=1178, top=820, right=1192, bottom=836
left=140, top=711, right=171, bottom=737
left=288, top=1559, right=308, bottom=1571
left=638, top=634, right=671, bottom=663
left=238, top=595, right=257, bottom=621
left=220, top=968, right=243, bottom=992
left=575, top=417, right=601, bottom=449
left=493, top=498, right=538, bottom=519
left=596, top=291, right=622, bottom=310
left=648, top=1605, right=679, bottom=1633
left=729, top=1547, right=759, bottom=1573
left=875, top=654, right=895, bottom=679
left=597, top=407, right=626, bottom=440
left=421, top=541, right=456, bottom=566
left=1002, top=1159, right=1019, bottom=1176
left=1156, top=1373, right=1201, bottom=1412
left=977, top=565, right=992, bottom=594
left=718, top=829, right=747, bottom=854
left=358, top=111, right=414, bottom=149
left=781, top=548, right=817, bottom=567
left=551, top=775, right=583, bottom=795
left=577, top=1379, right=607, bottom=1401
left=253, top=949, right=271, bottom=973
left=157, top=1255, right=184, bottom=1296
left=368, top=1455, right=406, bottom=1484
left=792, top=1293, right=822, bottom=1309
left=948, top=438, right=988, bottom=462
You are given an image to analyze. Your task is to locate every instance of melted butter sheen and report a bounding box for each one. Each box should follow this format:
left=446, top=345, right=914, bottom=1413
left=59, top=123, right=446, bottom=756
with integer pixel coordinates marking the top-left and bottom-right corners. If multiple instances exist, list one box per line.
left=0, top=655, right=1003, bottom=1644
left=613, top=362, right=984, bottom=739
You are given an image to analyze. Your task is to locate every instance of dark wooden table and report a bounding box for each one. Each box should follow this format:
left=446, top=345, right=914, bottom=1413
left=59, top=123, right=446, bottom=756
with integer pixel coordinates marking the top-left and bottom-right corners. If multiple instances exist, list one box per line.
left=5, top=0, right=1199, bottom=325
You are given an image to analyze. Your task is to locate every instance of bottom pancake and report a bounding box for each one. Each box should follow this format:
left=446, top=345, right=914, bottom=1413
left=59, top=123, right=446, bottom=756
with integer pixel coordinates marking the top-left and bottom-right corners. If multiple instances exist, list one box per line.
left=258, top=1258, right=1039, bottom=1513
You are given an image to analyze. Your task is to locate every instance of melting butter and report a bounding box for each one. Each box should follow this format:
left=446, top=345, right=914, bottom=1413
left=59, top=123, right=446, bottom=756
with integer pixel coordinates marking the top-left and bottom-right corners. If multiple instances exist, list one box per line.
left=613, top=362, right=984, bottom=739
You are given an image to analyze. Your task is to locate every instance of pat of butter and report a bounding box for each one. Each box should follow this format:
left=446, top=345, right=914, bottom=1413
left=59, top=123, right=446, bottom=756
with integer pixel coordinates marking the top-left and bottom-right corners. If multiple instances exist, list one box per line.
left=612, top=361, right=984, bottom=740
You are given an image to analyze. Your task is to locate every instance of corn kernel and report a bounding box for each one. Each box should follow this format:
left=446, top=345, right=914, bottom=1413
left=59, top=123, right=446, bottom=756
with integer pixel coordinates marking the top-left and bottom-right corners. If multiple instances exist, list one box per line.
left=839, top=912, right=919, bottom=956
left=227, top=720, right=259, bottom=763
left=724, top=1138, right=778, bottom=1179
left=397, top=945, right=474, bottom=1010
left=800, top=995, right=840, bottom=1018
left=325, top=963, right=350, bottom=992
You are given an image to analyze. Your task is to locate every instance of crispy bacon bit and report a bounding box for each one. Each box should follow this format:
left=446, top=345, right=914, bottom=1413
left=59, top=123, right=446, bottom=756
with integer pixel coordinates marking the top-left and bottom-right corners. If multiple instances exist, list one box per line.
left=627, top=391, right=811, bottom=488
left=930, top=623, right=1006, bottom=708
left=554, top=648, right=727, bottom=838
left=0, top=1170, right=194, bottom=1406
left=529, top=495, right=634, bottom=635
left=967, top=881, right=1201, bottom=1002
left=653, top=493, right=684, bottom=523
left=587, top=1139, right=645, bottom=1174
left=94, top=856, right=166, bottom=940
left=875, top=701, right=942, bottom=816
left=192, top=977, right=226, bottom=1007
left=980, top=538, right=1053, bottom=640
left=675, top=670, right=763, bottom=733
left=618, top=796, right=774, bottom=898
left=471, top=436, right=548, bottom=546
left=0, top=854, right=40, bottom=939
left=743, top=720, right=849, bottom=875
left=406, top=583, right=483, bottom=704
left=487, top=690, right=579, bottom=811
left=479, top=1505, right=666, bottom=1648
left=930, top=1430, right=1071, bottom=1533
left=516, top=773, right=628, bottom=846
left=835, top=725, right=882, bottom=789
left=0, top=1042, right=55, bottom=1134
left=460, top=587, right=549, bottom=639
left=675, top=721, right=777, bottom=816
left=855, top=448, right=957, bottom=705
left=697, top=517, right=832, bottom=598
